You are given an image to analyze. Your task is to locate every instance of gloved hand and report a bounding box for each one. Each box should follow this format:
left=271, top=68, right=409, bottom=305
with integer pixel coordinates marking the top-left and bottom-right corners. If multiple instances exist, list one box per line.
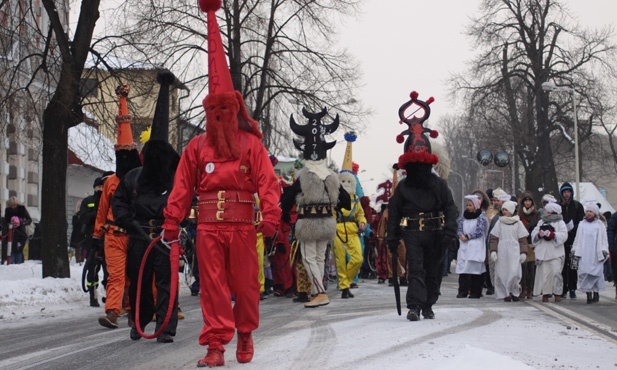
left=535, top=259, right=543, bottom=266
left=538, top=229, right=545, bottom=238
left=92, top=236, right=104, bottom=251
left=162, top=220, right=180, bottom=243
left=542, top=230, right=555, bottom=241
left=602, top=250, right=609, bottom=262
left=519, top=253, right=527, bottom=264
left=490, top=251, right=498, bottom=263
left=257, top=221, right=277, bottom=239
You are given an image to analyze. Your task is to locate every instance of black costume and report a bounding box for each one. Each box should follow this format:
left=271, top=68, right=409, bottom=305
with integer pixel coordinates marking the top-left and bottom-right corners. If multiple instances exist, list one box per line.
left=386, top=164, right=458, bottom=318
left=112, top=70, right=181, bottom=343
left=385, top=91, right=458, bottom=321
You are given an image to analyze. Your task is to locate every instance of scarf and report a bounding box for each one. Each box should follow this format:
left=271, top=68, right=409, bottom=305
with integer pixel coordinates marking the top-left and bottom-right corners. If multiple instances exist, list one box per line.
left=463, top=209, right=481, bottom=220
left=541, top=213, right=563, bottom=223
left=499, top=215, right=520, bottom=225
left=523, top=206, right=535, bottom=215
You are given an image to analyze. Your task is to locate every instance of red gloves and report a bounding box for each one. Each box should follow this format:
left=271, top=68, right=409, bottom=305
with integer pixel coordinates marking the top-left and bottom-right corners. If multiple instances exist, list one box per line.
left=162, top=220, right=180, bottom=242
left=257, top=221, right=277, bottom=238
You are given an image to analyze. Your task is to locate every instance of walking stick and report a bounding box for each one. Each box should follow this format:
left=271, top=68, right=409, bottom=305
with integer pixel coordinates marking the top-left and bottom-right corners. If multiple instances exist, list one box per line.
left=392, top=245, right=401, bottom=316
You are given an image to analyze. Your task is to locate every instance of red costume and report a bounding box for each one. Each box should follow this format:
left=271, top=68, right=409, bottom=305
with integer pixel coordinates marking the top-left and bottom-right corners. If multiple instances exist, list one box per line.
left=164, top=128, right=280, bottom=344
left=163, top=2, right=280, bottom=365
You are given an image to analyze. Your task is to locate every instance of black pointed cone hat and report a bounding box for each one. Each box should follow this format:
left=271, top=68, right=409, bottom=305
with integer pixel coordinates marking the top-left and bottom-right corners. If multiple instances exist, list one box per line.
left=151, top=69, right=177, bottom=142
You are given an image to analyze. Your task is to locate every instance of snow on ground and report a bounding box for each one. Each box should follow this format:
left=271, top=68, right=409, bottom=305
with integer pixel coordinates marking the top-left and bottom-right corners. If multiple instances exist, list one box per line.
left=2, top=260, right=617, bottom=369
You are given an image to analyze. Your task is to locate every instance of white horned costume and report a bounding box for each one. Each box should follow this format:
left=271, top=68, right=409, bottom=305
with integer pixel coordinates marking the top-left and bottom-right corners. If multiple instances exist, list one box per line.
left=281, top=108, right=351, bottom=308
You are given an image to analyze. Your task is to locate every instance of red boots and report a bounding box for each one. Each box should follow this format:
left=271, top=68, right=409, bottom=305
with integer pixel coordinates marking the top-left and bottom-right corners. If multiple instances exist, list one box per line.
left=197, top=341, right=225, bottom=368
left=236, top=332, right=254, bottom=363
left=197, top=332, right=254, bottom=368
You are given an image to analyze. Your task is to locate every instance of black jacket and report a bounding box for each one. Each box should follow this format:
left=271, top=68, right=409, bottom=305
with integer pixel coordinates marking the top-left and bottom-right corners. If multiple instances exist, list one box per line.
left=559, top=182, right=584, bottom=245
left=2, top=205, right=32, bottom=254
left=79, top=191, right=102, bottom=237
left=386, top=174, right=458, bottom=242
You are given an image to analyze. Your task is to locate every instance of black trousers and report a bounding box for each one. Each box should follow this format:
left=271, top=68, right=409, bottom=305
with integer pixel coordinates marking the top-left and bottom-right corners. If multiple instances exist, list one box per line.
left=127, top=237, right=178, bottom=336
left=562, top=243, right=578, bottom=294
left=402, top=230, right=446, bottom=309
left=458, top=273, right=483, bottom=297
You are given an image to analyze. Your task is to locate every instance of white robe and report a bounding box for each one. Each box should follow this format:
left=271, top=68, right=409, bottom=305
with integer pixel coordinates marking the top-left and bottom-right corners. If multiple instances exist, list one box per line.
left=491, top=219, right=529, bottom=299
left=456, top=216, right=488, bottom=275
left=572, top=219, right=609, bottom=293
left=531, top=219, right=568, bottom=296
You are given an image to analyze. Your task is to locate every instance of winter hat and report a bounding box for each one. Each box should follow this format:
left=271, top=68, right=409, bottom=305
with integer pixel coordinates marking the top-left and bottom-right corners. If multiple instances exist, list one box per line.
left=544, top=202, right=562, bottom=214
left=396, top=91, right=439, bottom=169
left=501, top=201, right=517, bottom=215
left=492, top=188, right=510, bottom=202
left=464, top=194, right=482, bottom=211
left=542, top=194, right=557, bottom=203
left=10, top=216, right=20, bottom=227
left=584, top=201, right=599, bottom=216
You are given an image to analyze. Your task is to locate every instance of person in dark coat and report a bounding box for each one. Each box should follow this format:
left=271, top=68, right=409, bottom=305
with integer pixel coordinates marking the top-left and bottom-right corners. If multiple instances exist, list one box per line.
left=70, top=212, right=86, bottom=264
left=386, top=91, right=459, bottom=321
left=559, top=182, right=585, bottom=299
left=80, top=172, right=113, bottom=307
left=2, top=196, right=32, bottom=264
left=112, top=70, right=181, bottom=344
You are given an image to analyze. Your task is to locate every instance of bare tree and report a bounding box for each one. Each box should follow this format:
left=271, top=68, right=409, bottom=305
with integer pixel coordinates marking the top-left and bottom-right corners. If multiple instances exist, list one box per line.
left=451, top=0, right=616, bottom=200
left=0, top=0, right=102, bottom=277
left=109, top=0, right=369, bottom=156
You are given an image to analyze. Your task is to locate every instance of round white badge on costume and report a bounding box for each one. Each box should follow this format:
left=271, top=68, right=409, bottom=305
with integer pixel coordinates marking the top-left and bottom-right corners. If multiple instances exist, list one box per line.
left=206, top=162, right=215, bottom=174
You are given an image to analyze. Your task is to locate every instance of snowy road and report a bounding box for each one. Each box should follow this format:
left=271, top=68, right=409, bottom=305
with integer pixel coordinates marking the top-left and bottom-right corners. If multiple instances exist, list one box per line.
left=1, top=265, right=617, bottom=369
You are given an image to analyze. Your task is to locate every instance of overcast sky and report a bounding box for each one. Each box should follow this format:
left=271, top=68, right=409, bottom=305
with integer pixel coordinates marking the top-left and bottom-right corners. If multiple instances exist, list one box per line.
left=331, top=0, right=617, bottom=200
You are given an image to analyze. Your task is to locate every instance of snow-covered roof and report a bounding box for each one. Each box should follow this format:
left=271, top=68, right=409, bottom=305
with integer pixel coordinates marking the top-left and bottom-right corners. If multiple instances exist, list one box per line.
left=85, top=53, right=158, bottom=70
left=68, top=122, right=115, bottom=172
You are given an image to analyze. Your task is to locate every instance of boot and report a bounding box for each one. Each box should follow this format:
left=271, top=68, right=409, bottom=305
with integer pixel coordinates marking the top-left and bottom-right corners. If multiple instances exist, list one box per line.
left=157, top=333, right=174, bottom=343
left=406, top=306, right=421, bottom=322
left=293, top=292, right=310, bottom=303
left=89, top=287, right=100, bottom=307
left=593, top=292, right=599, bottom=303
left=542, top=295, right=550, bottom=303
left=527, top=291, right=533, bottom=300
left=236, top=332, right=254, bottom=364
left=304, top=293, right=329, bottom=308
left=197, top=341, right=225, bottom=368
left=399, top=276, right=408, bottom=286
left=130, top=327, right=141, bottom=341
left=421, top=306, right=435, bottom=319
left=341, top=288, right=354, bottom=299
left=98, top=310, right=118, bottom=329
left=586, top=292, right=593, bottom=304
left=554, top=295, right=561, bottom=302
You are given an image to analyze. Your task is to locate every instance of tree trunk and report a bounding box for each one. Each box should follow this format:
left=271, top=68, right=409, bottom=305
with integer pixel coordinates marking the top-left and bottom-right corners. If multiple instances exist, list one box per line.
left=528, top=93, right=560, bottom=200
left=41, top=99, right=70, bottom=278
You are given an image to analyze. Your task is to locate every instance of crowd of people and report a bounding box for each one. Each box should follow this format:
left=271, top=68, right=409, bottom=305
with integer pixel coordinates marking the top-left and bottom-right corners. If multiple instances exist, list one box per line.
left=450, top=183, right=616, bottom=305
left=3, top=2, right=617, bottom=368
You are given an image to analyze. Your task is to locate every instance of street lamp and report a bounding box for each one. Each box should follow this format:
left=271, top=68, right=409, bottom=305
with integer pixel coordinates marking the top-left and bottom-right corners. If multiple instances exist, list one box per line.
left=542, top=80, right=580, bottom=201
